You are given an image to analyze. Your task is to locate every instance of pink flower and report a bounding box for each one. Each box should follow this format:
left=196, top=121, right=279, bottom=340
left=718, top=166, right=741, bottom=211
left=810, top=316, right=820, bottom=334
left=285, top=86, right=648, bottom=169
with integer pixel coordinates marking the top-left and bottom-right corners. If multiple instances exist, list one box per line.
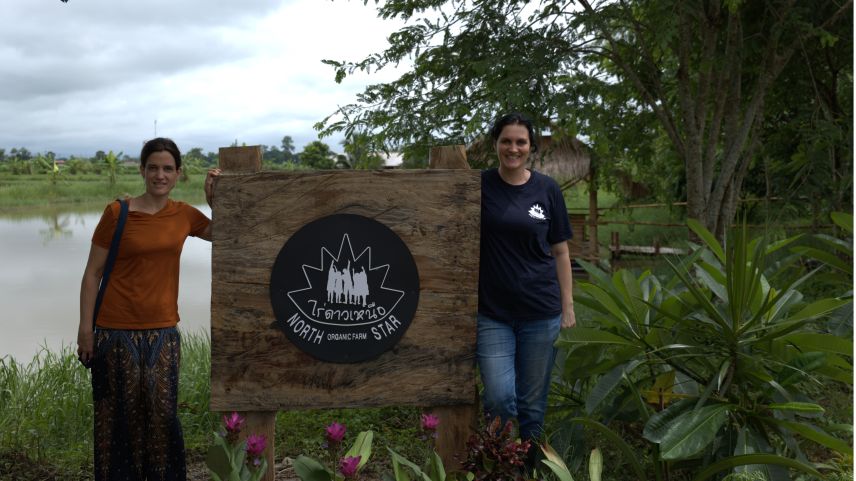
left=223, top=412, right=244, bottom=434
left=339, top=455, right=361, bottom=478
left=421, top=413, right=440, bottom=431
left=325, top=421, right=347, bottom=444
left=245, top=434, right=267, bottom=458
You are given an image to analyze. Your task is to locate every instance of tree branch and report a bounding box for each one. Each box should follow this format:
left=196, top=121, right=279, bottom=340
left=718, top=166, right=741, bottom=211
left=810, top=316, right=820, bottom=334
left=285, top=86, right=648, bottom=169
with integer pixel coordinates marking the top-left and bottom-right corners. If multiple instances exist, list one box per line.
left=577, top=0, right=686, bottom=157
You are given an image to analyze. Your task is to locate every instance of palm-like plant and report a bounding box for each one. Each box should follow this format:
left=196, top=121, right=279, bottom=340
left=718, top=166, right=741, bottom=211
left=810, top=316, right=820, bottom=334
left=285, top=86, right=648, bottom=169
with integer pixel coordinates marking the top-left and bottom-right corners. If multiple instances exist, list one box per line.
left=553, top=220, right=852, bottom=480
left=104, top=150, right=122, bottom=186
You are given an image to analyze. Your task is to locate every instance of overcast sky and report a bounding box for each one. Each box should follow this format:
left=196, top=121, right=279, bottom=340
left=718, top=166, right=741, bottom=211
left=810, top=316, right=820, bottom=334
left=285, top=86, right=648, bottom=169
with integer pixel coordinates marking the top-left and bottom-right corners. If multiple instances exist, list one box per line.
left=1, top=0, right=406, bottom=158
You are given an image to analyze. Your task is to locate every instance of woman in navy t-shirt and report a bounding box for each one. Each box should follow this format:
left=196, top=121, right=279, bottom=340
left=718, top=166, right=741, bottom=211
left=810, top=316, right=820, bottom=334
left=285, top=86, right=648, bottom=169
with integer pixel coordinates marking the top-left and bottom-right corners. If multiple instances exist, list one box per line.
left=478, top=112, right=576, bottom=456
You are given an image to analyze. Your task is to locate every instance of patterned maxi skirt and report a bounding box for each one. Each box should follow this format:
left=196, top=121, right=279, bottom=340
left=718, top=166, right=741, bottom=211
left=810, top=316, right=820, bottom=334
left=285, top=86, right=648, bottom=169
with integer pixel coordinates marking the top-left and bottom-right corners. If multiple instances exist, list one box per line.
left=92, top=327, right=186, bottom=481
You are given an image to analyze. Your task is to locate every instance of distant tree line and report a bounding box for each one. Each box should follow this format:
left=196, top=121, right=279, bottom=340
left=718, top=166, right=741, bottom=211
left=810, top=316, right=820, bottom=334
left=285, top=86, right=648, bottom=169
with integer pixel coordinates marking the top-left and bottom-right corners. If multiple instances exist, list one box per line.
left=0, top=132, right=409, bottom=177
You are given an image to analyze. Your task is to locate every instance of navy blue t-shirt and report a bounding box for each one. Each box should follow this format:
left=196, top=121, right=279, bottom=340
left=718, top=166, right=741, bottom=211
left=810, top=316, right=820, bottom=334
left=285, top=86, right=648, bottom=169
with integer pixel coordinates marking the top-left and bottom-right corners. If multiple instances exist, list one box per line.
left=478, top=168, right=573, bottom=322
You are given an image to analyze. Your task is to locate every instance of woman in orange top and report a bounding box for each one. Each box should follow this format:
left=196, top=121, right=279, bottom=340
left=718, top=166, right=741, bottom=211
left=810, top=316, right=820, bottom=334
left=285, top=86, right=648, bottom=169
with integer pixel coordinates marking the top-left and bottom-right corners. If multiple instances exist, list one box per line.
left=77, top=137, right=219, bottom=481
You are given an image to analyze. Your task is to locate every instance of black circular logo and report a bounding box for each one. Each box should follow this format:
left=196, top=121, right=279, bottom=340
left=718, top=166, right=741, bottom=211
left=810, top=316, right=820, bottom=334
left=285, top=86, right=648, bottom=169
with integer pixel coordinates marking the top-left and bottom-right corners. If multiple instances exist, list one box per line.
left=269, top=214, right=420, bottom=363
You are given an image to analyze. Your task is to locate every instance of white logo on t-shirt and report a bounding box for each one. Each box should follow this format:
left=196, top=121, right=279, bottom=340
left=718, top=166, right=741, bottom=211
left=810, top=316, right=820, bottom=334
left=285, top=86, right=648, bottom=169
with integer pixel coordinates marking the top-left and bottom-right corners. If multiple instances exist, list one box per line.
left=528, top=203, right=546, bottom=220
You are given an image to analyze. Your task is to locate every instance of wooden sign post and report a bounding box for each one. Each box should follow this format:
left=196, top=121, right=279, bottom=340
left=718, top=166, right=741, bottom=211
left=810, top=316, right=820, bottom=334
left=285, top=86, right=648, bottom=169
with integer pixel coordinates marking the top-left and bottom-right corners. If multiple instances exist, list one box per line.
left=427, top=145, right=480, bottom=466
left=217, top=146, right=277, bottom=480
left=212, top=147, right=481, bottom=480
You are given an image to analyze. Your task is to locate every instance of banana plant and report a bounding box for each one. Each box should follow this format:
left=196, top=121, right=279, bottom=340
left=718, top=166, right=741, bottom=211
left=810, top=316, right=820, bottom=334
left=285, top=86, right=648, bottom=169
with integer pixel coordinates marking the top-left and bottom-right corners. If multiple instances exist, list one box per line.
left=104, top=150, right=123, bottom=186
left=553, top=220, right=852, bottom=480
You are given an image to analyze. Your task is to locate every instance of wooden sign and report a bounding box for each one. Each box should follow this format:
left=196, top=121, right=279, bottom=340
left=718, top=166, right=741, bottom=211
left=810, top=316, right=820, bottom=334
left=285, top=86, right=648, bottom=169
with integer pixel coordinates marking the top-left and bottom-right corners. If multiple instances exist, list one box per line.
left=210, top=170, right=481, bottom=411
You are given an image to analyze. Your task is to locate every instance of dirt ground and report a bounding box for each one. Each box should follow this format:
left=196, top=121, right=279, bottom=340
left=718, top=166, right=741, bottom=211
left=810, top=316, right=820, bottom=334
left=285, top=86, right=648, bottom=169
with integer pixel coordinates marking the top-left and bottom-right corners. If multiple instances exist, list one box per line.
left=187, top=456, right=299, bottom=481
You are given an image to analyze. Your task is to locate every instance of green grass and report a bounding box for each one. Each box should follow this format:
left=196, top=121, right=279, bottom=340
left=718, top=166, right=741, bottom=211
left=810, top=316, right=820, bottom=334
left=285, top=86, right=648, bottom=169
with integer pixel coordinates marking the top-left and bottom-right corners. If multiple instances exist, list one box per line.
left=0, top=170, right=208, bottom=213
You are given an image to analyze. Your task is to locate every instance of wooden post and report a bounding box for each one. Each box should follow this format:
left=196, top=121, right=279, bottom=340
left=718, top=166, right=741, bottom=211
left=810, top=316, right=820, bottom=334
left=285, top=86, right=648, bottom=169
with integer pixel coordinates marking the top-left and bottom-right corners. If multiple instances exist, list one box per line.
left=429, top=145, right=470, bottom=169
left=427, top=144, right=479, bottom=471
left=219, top=146, right=262, bottom=172
left=217, top=145, right=275, bottom=481
left=611, top=231, right=620, bottom=261
left=588, top=169, right=599, bottom=261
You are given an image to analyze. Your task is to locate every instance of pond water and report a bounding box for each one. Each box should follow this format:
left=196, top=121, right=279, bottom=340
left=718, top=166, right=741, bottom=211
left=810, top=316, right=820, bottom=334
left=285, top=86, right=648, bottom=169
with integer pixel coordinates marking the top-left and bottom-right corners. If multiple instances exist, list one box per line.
left=0, top=205, right=212, bottom=362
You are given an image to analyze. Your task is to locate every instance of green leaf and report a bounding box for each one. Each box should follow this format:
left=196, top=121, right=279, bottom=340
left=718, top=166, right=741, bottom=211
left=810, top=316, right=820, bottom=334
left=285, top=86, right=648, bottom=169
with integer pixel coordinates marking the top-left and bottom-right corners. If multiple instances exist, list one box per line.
left=791, top=246, right=851, bottom=273
left=766, top=402, right=825, bottom=413
left=759, top=298, right=852, bottom=341
left=764, top=234, right=803, bottom=256
left=777, top=351, right=827, bottom=386
left=293, top=455, right=334, bottom=481
left=687, top=219, right=725, bottom=263
left=830, top=212, right=853, bottom=233
left=694, top=262, right=728, bottom=302
left=666, top=261, right=733, bottom=339
left=206, top=442, right=235, bottom=481
left=787, top=298, right=852, bottom=324
left=345, top=430, right=374, bottom=469
left=658, top=404, right=730, bottom=460
left=539, top=443, right=575, bottom=481
left=768, top=419, right=851, bottom=454
left=387, top=448, right=432, bottom=481
left=541, top=460, right=575, bottom=481
left=779, top=332, right=854, bottom=356
left=388, top=449, right=412, bottom=481
left=428, top=450, right=445, bottom=481
left=643, top=398, right=695, bottom=443
left=689, top=454, right=823, bottom=481
left=578, top=284, right=631, bottom=326
left=814, top=353, right=854, bottom=384
left=555, top=327, right=638, bottom=348
left=585, top=360, right=642, bottom=414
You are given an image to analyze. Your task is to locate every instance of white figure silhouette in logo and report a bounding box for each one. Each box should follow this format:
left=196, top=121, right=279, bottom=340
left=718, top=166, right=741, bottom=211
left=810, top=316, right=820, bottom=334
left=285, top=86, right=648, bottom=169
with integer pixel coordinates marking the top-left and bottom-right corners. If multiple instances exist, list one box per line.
left=353, top=267, right=369, bottom=306
left=326, top=261, right=370, bottom=305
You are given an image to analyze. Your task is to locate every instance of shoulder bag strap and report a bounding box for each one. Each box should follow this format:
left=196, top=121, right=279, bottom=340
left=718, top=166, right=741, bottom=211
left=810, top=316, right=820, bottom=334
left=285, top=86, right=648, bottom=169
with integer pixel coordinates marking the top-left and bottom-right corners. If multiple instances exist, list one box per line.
left=92, top=199, right=129, bottom=330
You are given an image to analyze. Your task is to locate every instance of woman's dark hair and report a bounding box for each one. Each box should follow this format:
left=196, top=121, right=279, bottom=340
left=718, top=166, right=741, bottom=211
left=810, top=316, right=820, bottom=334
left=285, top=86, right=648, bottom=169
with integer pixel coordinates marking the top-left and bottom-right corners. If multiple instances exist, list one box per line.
left=140, top=137, right=182, bottom=169
left=489, top=112, right=538, bottom=153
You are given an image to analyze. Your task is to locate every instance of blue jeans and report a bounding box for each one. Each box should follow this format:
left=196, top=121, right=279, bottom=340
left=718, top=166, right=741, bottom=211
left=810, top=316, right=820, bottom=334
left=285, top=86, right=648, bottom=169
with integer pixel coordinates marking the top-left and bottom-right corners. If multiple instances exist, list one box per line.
left=476, top=313, right=561, bottom=441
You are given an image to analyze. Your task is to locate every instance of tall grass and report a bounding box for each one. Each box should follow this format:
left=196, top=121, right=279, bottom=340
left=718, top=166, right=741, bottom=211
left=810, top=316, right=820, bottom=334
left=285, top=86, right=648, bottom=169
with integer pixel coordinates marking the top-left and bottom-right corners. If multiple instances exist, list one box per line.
left=0, top=344, right=93, bottom=479
left=0, top=331, right=217, bottom=479
left=178, top=329, right=218, bottom=451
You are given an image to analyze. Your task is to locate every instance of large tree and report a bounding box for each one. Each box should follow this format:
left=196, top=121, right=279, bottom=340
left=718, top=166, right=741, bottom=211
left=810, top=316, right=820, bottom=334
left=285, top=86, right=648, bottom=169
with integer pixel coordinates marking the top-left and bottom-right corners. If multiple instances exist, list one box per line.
left=281, top=135, right=296, bottom=163
left=318, top=0, right=851, bottom=238
left=299, top=141, right=336, bottom=169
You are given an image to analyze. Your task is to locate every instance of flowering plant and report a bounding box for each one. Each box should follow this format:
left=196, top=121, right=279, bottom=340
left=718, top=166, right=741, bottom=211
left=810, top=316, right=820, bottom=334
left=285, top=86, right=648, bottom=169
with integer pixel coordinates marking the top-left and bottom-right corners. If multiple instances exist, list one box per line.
left=294, top=421, right=374, bottom=481
left=386, top=412, right=447, bottom=481
left=206, top=412, right=269, bottom=481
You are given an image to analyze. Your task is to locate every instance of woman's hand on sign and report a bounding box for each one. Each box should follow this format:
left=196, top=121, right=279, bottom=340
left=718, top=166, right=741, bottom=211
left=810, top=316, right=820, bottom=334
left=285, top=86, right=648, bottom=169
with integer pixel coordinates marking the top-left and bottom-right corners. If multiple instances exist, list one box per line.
left=205, top=168, right=222, bottom=207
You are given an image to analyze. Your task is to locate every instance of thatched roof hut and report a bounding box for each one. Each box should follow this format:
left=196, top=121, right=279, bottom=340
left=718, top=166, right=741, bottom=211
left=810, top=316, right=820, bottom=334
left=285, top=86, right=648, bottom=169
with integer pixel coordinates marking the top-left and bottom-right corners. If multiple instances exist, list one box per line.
left=466, top=134, right=591, bottom=184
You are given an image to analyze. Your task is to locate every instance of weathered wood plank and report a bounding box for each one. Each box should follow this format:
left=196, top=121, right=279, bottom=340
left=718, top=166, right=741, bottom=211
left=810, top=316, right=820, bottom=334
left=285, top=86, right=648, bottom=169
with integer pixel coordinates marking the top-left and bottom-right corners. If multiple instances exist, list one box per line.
left=218, top=146, right=262, bottom=172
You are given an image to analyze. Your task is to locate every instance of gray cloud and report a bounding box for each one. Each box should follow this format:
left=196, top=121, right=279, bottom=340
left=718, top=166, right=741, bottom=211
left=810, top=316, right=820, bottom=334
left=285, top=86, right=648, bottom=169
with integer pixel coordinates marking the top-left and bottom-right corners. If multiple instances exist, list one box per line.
left=0, top=0, right=402, bottom=157
left=1, top=2, right=270, bottom=101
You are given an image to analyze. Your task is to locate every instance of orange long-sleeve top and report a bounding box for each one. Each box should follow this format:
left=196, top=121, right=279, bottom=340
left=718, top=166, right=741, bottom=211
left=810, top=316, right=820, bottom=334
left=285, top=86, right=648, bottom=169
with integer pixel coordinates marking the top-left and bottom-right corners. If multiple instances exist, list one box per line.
left=91, top=199, right=209, bottom=330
